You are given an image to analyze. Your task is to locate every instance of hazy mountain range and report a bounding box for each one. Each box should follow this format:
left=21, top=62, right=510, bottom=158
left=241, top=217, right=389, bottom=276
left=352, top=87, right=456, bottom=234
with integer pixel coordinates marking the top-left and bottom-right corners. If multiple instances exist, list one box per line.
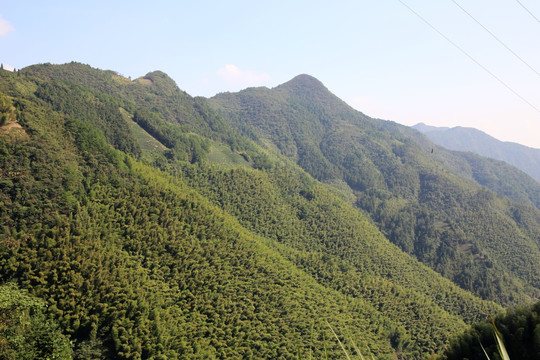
left=413, top=122, right=540, bottom=183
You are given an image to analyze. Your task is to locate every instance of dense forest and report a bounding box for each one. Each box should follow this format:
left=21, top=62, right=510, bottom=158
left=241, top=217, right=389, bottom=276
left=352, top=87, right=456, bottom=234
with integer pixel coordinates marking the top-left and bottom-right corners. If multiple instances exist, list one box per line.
left=443, top=301, right=540, bottom=359
left=0, top=63, right=538, bottom=359
left=210, top=74, right=540, bottom=305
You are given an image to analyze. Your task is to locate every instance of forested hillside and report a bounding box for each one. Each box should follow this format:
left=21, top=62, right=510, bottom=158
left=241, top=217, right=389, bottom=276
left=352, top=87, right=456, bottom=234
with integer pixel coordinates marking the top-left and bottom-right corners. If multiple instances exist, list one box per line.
left=381, top=121, right=540, bottom=211
left=0, top=63, right=535, bottom=359
left=210, top=74, right=540, bottom=305
left=413, top=122, right=540, bottom=183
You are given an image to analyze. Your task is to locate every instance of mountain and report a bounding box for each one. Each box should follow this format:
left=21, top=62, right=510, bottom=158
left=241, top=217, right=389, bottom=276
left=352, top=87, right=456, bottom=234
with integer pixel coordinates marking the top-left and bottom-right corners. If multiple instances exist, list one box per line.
left=0, top=63, right=511, bottom=359
left=410, top=122, right=449, bottom=133
left=413, top=123, right=540, bottom=183
left=209, top=74, right=540, bottom=306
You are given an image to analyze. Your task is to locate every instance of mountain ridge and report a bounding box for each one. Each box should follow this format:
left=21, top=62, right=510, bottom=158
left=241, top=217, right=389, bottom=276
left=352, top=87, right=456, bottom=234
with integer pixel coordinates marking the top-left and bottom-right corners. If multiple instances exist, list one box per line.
left=209, top=75, right=540, bottom=305
left=413, top=122, right=540, bottom=183
left=1, top=63, right=538, bottom=358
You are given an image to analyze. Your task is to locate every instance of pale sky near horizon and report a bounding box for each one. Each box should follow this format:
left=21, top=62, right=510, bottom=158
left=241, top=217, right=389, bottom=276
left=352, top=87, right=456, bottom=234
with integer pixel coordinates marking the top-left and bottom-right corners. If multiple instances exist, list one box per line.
left=1, top=1, right=540, bottom=148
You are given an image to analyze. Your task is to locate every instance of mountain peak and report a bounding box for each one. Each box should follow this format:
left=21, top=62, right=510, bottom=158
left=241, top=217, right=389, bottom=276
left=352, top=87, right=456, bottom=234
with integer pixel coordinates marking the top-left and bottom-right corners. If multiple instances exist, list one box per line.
left=136, top=70, right=180, bottom=96
left=413, top=123, right=450, bottom=133
left=275, top=74, right=350, bottom=109
left=279, top=74, right=327, bottom=92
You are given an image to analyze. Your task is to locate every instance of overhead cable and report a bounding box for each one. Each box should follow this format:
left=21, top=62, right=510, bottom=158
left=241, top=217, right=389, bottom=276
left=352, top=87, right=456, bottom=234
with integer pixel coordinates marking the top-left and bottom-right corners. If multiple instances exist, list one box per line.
left=515, top=0, right=540, bottom=24
left=450, top=0, right=540, bottom=79
left=397, top=0, right=540, bottom=114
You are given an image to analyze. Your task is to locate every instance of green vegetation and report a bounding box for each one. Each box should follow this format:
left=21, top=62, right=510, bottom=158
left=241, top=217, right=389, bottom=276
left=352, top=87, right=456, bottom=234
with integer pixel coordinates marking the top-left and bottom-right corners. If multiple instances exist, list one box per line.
left=443, top=301, right=540, bottom=360
left=119, top=108, right=167, bottom=159
left=34, top=79, right=141, bottom=157
left=206, top=143, right=250, bottom=168
left=210, top=74, right=540, bottom=305
left=0, top=283, right=72, bottom=360
left=0, top=63, right=536, bottom=359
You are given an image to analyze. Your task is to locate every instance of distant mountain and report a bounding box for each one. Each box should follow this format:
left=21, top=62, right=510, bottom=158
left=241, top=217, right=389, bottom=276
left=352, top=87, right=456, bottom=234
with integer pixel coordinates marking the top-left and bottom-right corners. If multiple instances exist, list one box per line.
left=410, top=122, right=449, bottom=133
left=413, top=123, right=540, bottom=183
left=210, top=74, right=540, bottom=306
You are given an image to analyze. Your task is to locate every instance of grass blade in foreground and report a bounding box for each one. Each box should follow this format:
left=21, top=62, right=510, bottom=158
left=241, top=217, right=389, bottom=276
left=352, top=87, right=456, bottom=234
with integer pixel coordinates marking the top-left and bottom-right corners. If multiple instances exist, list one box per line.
left=491, top=317, right=510, bottom=360
left=326, top=321, right=351, bottom=360
left=479, top=339, right=491, bottom=360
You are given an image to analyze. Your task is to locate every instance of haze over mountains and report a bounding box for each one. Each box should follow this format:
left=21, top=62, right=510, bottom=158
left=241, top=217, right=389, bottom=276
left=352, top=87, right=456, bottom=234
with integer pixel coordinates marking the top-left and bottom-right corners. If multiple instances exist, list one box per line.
left=413, top=122, right=540, bottom=184
left=1, top=62, right=539, bottom=359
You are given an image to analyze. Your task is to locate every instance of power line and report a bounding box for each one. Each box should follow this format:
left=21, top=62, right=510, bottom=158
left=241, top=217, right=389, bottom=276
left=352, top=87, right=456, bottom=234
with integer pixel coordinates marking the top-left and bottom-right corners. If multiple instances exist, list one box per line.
left=397, top=0, right=540, bottom=114
left=450, top=0, right=540, bottom=79
left=515, top=0, right=540, bottom=24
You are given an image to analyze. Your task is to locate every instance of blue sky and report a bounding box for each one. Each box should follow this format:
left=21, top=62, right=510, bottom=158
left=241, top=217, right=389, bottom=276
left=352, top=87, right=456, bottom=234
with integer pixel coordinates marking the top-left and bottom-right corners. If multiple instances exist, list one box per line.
left=1, top=0, right=540, bottom=148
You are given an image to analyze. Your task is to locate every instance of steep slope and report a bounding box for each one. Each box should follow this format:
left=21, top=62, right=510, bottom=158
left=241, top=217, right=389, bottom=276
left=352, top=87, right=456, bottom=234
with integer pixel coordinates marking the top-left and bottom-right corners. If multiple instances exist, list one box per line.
left=0, top=65, right=504, bottom=359
left=22, top=63, right=243, bottom=143
left=21, top=63, right=266, bottom=168
left=1, top=69, right=397, bottom=358
left=210, top=74, right=540, bottom=305
left=413, top=123, right=540, bottom=184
